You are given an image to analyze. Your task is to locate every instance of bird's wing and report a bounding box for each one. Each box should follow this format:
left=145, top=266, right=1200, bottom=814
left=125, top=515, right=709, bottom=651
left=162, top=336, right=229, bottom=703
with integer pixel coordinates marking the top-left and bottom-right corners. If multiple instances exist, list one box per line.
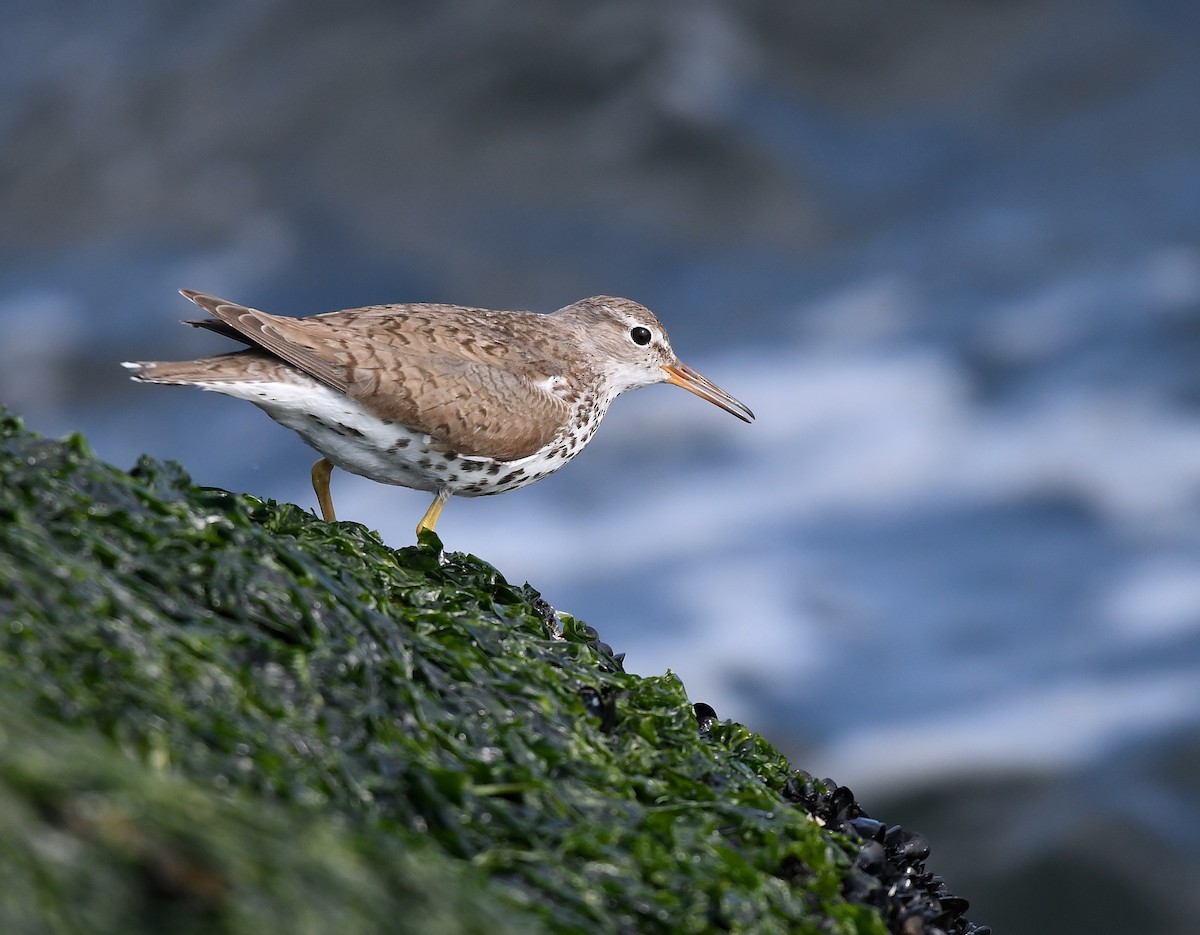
left=346, top=352, right=570, bottom=460
left=181, top=290, right=570, bottom=461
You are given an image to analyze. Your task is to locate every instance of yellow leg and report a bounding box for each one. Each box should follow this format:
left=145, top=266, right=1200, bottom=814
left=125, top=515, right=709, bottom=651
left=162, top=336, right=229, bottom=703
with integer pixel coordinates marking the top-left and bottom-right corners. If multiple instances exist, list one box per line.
left=311, top=458, right=337, bottom=521
left=416, top=489, right=451, bottom=537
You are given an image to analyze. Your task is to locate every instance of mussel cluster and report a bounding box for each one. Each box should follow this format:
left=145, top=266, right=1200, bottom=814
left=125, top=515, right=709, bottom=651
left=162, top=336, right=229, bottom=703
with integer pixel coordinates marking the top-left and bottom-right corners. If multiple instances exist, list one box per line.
left=781, top=764, right=988, bottom=934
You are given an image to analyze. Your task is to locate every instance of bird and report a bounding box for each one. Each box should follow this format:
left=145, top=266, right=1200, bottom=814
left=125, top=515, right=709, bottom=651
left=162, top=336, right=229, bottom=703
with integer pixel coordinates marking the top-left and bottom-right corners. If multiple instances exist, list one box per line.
left=124, top=290, right=755, bottom=537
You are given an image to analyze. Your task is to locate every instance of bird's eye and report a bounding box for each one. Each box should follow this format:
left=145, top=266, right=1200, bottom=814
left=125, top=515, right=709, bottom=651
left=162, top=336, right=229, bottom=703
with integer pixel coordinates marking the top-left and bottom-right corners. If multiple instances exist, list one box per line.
left=630, top=326, right=652, bottom=346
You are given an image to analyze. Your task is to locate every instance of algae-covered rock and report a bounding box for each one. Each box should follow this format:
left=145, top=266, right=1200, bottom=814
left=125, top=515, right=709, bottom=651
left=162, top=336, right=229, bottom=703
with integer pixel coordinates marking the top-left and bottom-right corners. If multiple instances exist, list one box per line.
left=0, top=409, right=900, bottom=934
left=0, top=702, right=525, bottom=935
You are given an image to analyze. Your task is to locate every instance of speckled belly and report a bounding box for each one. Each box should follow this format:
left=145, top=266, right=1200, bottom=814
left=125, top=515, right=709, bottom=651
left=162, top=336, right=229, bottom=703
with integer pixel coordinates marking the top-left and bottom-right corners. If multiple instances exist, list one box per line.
left=215, top=377, right=587, bottom=497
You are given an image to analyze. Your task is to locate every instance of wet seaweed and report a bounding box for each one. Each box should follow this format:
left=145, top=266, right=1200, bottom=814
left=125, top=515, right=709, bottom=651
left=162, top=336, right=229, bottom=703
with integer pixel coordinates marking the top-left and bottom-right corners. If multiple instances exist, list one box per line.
left=0, top=409, right=982, bottom=934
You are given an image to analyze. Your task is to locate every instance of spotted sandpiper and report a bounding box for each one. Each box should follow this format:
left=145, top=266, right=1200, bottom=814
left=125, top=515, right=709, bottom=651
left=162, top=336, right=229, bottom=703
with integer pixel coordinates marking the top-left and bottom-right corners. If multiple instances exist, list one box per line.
left=124, top=291, right=754, bottom=536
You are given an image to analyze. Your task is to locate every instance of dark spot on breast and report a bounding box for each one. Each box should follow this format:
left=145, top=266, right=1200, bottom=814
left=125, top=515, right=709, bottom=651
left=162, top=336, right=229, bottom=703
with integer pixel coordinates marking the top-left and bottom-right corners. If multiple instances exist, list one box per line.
left=417, top=458, right=432, bottom=470
left=390, top=438, right=410, bottom=451
left=487, top=464, right=501, bottom=476
left=335, top=422, right=365, bottom=438
left=498, top=471, right=523, bottom=486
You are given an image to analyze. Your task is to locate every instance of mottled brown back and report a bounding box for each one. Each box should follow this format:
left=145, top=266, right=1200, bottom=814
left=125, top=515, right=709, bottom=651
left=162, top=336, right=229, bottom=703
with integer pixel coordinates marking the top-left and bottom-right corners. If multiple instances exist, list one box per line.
left=175, top=291, right=582, bottom=460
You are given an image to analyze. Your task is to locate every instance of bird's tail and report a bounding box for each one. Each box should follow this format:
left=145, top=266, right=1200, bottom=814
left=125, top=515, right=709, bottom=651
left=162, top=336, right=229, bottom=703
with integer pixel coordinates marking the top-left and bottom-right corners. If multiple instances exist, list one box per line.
left=121, top=356, right=252, bottom=385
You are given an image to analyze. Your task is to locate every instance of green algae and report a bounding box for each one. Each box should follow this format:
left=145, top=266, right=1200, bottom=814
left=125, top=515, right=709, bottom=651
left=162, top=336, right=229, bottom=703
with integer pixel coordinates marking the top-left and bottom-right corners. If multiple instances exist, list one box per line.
left=0, top=410, right=884, bottom=935
left=0, top=702, right=525, bottom=935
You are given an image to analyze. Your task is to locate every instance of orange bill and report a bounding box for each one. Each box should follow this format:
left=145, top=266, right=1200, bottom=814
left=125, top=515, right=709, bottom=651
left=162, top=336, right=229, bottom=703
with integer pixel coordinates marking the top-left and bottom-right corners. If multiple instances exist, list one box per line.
left=662, top=362, right=755, bottom=423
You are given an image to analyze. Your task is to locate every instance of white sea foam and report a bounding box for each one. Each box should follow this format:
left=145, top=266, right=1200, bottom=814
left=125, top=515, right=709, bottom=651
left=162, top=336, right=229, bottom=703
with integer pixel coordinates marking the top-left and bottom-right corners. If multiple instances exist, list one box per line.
left=810, top=671, right=1200, bottom=796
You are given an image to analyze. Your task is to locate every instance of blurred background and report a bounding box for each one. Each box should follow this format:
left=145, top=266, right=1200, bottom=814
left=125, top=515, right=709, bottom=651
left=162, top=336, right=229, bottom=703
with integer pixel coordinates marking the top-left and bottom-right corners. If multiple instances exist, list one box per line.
left=4, top=1, right=1200, bottom=931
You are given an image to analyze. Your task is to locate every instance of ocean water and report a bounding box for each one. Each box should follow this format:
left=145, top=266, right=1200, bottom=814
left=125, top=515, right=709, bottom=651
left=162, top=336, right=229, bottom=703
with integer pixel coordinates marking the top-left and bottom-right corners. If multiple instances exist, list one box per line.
left=3, top=2, right=1199, bottom=930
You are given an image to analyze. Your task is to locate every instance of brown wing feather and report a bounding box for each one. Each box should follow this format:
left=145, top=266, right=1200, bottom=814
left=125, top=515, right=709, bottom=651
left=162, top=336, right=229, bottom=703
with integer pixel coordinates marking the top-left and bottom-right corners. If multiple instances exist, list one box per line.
left=181, top=291, right=353, bottom=391
left=351, top=353, right=567, bottom=460
left=180, top=290, right=571, bottom=461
